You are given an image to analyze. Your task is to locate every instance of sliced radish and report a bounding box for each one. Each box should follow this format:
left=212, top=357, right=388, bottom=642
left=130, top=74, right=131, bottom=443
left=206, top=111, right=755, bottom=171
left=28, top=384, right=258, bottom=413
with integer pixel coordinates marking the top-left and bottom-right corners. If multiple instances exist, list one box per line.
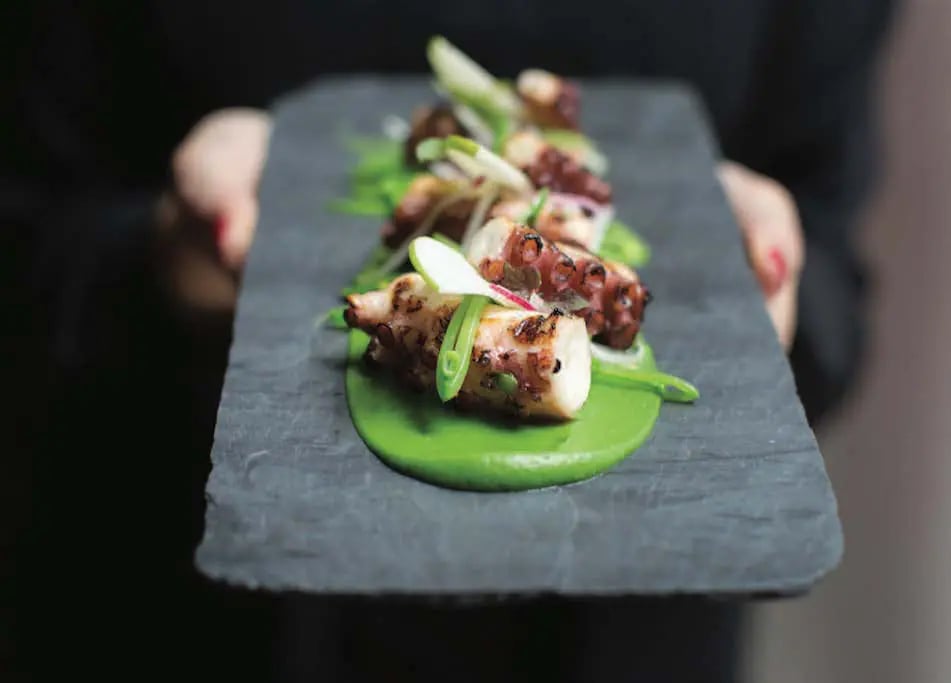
left=488, top=284, right=536, bottom=310
left=409, top=236, right=536, bottom=310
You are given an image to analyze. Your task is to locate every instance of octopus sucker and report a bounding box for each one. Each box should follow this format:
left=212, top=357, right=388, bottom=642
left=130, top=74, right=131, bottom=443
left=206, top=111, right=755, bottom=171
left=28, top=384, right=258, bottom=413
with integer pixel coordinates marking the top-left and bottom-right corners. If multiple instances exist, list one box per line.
left=502, top=131, right=611, bottom=204
left=345, top=273, right=591, bottom=419
left=466, top=217, right=650, bottom=349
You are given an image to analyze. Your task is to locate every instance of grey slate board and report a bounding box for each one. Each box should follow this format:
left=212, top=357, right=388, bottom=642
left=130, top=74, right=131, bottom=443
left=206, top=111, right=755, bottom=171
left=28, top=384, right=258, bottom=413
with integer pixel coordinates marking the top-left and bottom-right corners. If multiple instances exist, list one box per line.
left=195, top=77, right=842, bottom=597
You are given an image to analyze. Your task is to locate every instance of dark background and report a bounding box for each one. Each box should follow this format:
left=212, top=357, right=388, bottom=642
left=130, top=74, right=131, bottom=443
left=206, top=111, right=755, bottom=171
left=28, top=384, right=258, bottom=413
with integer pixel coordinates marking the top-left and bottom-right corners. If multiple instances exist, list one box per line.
left=1, top=1, right=898, bottom=681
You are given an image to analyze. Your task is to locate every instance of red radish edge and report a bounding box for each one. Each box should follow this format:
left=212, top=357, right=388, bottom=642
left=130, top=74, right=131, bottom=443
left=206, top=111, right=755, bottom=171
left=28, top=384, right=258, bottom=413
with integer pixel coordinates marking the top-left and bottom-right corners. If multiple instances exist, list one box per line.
left=488, top=284, right=537, bottom=310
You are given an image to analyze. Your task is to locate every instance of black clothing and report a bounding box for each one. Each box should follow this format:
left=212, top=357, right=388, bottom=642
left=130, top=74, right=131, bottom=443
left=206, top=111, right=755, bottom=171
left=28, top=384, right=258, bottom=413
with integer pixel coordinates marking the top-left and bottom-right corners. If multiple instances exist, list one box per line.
left=4, top=0, right=894, bottom=420
left=1, top=1, right=895, bottom=681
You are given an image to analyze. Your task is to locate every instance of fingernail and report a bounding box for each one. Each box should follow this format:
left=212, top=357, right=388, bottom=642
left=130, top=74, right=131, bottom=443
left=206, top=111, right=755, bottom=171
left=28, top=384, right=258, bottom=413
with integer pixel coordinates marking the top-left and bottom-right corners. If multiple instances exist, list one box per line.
left=763, top=247, right=787, bottom=296
left=213, top=215, right=228, bottom=249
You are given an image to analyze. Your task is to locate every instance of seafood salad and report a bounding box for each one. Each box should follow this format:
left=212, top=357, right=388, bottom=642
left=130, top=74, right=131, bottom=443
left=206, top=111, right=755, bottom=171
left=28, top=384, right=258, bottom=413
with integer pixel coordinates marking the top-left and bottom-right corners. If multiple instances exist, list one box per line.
left=329, top=37, right=693, bottom=421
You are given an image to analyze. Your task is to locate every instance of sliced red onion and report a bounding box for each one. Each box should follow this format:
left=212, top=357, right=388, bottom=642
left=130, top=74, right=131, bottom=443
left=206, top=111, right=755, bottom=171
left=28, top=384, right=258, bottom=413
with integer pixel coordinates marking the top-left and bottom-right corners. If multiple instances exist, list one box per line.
left=488, top=284, right=537, bottom=311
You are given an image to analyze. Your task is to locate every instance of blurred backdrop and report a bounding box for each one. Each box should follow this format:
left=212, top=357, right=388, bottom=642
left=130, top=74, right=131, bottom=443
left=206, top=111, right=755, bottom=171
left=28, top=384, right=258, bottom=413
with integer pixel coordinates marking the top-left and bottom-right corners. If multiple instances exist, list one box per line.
left=745, top=1, right=951, bottom=681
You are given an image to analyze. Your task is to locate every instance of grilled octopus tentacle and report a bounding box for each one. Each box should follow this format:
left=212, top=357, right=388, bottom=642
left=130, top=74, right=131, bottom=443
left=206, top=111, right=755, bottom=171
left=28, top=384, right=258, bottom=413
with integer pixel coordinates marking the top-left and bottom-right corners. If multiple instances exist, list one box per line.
left=516, top=69, right=581, bottom=130
left=466, top=218, right=650, bottom=349
left=345, top=273, right=591, bottom=419
left=403, top=103, right=468, bottom=166
left=503, top=131, right=612, bottom=204
left=381, top=175, right=477, bottom=248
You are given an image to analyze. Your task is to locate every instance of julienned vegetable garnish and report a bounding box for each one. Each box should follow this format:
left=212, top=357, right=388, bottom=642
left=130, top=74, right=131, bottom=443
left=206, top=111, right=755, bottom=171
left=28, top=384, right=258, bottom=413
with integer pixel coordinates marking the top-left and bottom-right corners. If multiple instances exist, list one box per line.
left=328, top=36, right=697, bottom=491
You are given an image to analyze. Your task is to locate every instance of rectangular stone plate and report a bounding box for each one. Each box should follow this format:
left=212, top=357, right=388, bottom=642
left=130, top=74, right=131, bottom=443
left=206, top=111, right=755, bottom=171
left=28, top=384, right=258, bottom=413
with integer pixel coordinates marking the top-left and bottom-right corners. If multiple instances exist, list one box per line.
left=195, top=78, right=842, bottom=597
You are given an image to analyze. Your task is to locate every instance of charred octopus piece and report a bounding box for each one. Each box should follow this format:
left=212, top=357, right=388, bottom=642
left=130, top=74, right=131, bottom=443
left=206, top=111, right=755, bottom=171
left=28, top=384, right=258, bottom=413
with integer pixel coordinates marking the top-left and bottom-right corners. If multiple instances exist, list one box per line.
left=516, top=69, right=581, bottom=130
left=403, top=103, right=468, bottom=166
left=503, top=131, right=611, bottom=204
left=381, top=175, right=476, bottom=248
left=345, top=273, right=591, bottom=419
left=467, top=218, right=649, bottom=349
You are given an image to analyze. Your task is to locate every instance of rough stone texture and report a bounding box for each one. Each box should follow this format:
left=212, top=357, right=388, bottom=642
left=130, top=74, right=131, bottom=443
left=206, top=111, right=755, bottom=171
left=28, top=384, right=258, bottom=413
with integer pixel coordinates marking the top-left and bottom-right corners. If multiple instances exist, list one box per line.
left=195, top=77, right=842, bottom=597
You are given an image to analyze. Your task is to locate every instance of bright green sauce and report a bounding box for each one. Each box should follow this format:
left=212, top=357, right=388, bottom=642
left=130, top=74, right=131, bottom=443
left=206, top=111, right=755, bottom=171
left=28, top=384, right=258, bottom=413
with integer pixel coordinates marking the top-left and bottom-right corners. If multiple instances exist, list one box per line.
left=345, top=330, right=664, bottom=491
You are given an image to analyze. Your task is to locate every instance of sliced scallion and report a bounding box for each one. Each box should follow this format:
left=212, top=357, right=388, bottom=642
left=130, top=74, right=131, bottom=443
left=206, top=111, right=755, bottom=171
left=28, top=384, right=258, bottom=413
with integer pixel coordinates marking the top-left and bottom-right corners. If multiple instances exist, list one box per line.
left=436, top=295, right=489, bottom=402
left=591, top=357, right=699, bottom=403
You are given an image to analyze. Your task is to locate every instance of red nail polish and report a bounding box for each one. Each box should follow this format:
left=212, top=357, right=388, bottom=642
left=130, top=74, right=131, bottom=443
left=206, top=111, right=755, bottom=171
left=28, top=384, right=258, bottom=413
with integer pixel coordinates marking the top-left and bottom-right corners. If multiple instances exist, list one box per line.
left=764, top=247, right=787, bottom=296
left=213, top=215, right=227, bottom=248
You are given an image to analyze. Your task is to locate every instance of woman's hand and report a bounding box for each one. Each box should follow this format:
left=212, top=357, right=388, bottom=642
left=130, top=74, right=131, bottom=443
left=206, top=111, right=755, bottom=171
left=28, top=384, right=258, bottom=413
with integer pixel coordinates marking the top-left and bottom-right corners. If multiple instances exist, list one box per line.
left=717, top=161, right=804, bottom=350
left=156, top=108, right=272, bottom=313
